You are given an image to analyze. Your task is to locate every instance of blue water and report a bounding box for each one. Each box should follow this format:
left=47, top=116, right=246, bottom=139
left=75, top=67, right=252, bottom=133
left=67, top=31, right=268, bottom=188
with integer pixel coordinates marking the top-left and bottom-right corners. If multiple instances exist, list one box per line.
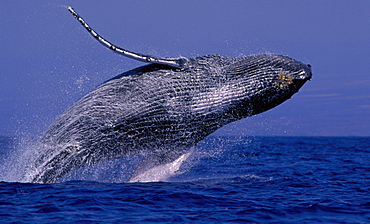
left=0, top=136, right=369, bottom=223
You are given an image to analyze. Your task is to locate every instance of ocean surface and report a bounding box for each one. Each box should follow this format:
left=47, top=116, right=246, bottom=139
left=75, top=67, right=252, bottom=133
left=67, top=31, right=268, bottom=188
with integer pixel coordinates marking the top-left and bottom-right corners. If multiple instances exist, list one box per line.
left=0, top=136, right=369, bottom=223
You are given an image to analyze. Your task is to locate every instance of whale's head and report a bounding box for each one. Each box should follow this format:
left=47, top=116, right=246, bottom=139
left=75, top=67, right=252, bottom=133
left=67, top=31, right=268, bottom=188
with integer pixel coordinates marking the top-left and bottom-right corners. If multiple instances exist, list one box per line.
left=215, top=54, right=312, bottom=119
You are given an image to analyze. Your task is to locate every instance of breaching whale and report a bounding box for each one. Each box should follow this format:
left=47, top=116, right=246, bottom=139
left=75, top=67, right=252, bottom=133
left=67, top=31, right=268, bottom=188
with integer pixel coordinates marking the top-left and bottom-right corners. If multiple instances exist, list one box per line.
left=26, top=7, right=312, bottom=183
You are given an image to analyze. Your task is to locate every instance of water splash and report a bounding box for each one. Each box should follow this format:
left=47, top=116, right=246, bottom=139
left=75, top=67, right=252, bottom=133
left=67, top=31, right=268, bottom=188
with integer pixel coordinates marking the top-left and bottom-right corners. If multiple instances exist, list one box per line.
left=128, top=151, right=193, bottom=183
left=0, top=136, right=40, bottom=183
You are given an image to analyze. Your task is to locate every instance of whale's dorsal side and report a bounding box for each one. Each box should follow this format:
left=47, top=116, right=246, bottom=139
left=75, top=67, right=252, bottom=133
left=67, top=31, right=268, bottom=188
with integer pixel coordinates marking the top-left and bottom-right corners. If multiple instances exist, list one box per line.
left=67, top=6, right=188, bottom=69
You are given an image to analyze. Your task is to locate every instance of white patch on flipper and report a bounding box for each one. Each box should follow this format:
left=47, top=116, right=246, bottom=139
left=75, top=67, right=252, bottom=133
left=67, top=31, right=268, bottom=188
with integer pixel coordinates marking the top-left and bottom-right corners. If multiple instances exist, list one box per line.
left=128, top=151, right=192, bottom=183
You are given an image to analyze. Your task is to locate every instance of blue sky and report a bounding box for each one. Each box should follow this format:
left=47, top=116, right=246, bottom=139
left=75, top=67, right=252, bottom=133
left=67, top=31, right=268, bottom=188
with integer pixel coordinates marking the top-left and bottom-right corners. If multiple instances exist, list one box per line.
left=1, top=1, right=369, bottom=136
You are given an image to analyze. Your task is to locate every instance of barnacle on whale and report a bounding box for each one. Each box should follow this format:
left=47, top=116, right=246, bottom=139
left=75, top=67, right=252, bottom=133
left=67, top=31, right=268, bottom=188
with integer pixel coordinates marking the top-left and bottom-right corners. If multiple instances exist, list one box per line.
left=274, top=73, right=295, bottom=89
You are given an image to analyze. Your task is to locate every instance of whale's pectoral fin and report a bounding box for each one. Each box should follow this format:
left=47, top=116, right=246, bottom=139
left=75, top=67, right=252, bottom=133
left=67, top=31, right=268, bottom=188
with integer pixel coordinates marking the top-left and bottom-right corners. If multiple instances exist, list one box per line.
left=67, top=6, right=187, bottom=69
left=128, top=149, right=193, bottom=183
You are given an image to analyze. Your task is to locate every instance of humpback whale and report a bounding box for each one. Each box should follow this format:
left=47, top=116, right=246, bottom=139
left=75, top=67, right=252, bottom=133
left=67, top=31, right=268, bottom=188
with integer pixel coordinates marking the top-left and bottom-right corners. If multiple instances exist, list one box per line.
left=27, top=7, right=312, bottom=183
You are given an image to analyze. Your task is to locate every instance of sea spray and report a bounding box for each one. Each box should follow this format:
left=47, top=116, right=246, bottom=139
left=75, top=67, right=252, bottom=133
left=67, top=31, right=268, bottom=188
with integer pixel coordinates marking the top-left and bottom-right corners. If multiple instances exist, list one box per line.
left=0, top=136, right=39, bottom=182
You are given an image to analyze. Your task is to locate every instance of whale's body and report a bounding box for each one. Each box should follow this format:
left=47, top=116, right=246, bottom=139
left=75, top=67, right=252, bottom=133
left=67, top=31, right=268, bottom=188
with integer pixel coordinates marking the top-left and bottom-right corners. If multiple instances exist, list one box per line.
left=27, top=7, right=312, bottom=183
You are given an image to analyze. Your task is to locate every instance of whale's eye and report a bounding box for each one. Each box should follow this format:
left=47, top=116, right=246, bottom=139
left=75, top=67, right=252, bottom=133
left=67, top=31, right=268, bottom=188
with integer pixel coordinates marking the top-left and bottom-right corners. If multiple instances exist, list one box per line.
left=307, top=64, right=311, bottom=68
